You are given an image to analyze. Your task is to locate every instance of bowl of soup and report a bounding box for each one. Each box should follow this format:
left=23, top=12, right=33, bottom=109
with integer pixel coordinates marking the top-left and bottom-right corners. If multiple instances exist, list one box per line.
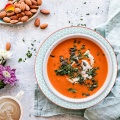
left=43, top=34, right=113, bottom=103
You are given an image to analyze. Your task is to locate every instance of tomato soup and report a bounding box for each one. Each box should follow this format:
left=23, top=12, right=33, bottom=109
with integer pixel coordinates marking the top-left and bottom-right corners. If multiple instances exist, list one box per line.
left=47, top=38, right=108, bottom=99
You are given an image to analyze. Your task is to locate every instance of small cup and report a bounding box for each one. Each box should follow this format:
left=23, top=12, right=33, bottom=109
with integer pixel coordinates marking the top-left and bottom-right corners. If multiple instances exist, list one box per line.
left=0, top=91, right=24, bottom=120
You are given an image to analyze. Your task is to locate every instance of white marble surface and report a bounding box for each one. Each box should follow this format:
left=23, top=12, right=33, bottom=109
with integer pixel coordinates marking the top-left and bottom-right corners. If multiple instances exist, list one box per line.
left=0, top=0, right=110, bottom=119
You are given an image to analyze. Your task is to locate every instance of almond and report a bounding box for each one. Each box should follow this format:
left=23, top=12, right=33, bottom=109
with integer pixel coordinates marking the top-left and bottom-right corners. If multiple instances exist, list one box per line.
left=34, top=18, right=40, bottom=27
left=30, top=9, right=37, bottom=13
left=14, top=3, right=21, bottom=8
left=3, top=17, right=11, bottom=23
left=15, top=8, right=21, bottom=14
left=25, top=4, right=30, bottom=10
left=17, top=13, right=24, bottom=17
left=6, top=42, right=11, bottom=51
left=18, top=17, right=22, bottom=22
left=7, top=1, right=13, bottom=4
left=10, top=20, right=18, bottom=24
left=20, top=2, right=26, bottom=11
left=0, top=11, right=6, bottom=18
left=18, top=0, right=25, bottom=4
left=10, top=15, right=18, bottom=20
left=40, top=9, right=50, bottom=15
left=31, top=0, right=37, bottom=5
left=40, top=23, right=48, bottom=29
left=7, top=12, right=14, bottom=17
left=25, top=0, right=32, bottom=6
left=21, top=16, right=29, bottom=22
left=24, top=11, right=33, bottom=16
left=37, top=0, right=42, bottom=5
left=14, top=2, right=17, bottom=7
left=30, top=5, right=39, bottom=9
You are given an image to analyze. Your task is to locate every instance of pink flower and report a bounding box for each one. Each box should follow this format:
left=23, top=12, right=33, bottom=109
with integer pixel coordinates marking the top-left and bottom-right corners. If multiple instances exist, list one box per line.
left=0, top=65, right=17, bottom=86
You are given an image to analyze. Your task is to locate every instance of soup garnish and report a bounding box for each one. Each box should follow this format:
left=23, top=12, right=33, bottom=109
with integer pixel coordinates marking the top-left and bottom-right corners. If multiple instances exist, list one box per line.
left=54, top=40, right=99, bottom=94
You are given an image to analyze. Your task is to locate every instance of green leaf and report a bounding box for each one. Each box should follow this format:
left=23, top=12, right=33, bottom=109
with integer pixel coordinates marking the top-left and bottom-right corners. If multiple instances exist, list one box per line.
left=0, top=81, right=6, bottom=89
left=18, top=58, right=22, bottom=62
left=68, top=88, right=77, bottom=93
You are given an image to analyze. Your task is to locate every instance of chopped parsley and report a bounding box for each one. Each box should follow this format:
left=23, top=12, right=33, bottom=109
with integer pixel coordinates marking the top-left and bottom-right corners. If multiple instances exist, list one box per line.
left=81, top=45, right=85, bottom=49
left=54, top=40, right=99, bottom=91
left=50, top=55, right=55, bottom=57
left=18, top=58, right=22, bottom=62
left=31, top=43, right=34, bottom=46
left=26, top=51, right=32, bottom=58
left=84, top=53, right=89, bottom=58
left=86, top=13, right=90, bottom=15
left=68, top=88, right=77, bottom=93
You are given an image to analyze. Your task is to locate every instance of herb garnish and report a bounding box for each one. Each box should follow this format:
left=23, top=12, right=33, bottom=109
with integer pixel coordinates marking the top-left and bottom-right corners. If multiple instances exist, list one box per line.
left=82, top=93, right=90, bottom=96
left=18, top=39, right=37, bottom=62
left=86, top=67, right=99, bottom=77
left=86, top=13, right=90, bottom=15
left=18, top=58, right=22, bottom=62
left=68, top=88, right=77, bottom=93
left=50, top=55, right=55, bottom=57
left=31, top=43, right=34, bottom=46
left=84, top=53, right=89, bottom=58
left=54, top=40, right=99, bottom=92
left=97, top=52, right=100, bottom=56
left=22, top=38, right=25, bottom=42
left=26, top=51, right=32, bottom=58
left=81, top=45, right=85, bottom=49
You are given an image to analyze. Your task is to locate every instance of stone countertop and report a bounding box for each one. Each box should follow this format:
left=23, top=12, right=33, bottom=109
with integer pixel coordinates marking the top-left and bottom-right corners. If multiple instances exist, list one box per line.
left=0, top=0, right=110, bottom=119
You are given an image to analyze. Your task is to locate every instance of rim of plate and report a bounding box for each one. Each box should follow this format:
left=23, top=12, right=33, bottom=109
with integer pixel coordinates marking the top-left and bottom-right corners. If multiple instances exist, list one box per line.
left=35, top=26, right=117, bottom=109
left=0, top=6, right=41, bottom=25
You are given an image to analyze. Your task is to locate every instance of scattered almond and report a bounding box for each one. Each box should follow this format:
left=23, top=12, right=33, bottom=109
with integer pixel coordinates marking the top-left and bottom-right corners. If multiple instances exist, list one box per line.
left=15, top=8, right=21, bottom=14
left=25, top=0, right=32, bottom=6
left=34, top=18, right=40, bottom=27
left=40, top=9, right=50, bottom=15
left=30, top=9, right=37, bottom=13
left=21, top=16, right=29, bottom=22
left=3, top=17, right=11, bottom=23
left=10, top=20, right=19, bottom=24
left=0, top=11, right=6, bottom=18
left=6, top=42, right=11, bottom=51
left=37, top=0, right=42, bottom=5
left=40, top=23, right=48, bottom=29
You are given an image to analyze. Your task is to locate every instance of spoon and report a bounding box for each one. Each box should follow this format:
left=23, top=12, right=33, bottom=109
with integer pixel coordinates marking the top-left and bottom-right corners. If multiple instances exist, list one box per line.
left=0, top=0, right=20, bottom=13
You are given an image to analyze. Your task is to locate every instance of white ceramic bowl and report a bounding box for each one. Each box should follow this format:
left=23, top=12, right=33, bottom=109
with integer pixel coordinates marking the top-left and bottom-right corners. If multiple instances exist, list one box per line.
left=43, top=34, right=112, bottom=103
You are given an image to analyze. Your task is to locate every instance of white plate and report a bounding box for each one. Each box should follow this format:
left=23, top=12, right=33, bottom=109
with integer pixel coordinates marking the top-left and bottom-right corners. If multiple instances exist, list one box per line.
left=35, top=27, right=117, bottom=109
